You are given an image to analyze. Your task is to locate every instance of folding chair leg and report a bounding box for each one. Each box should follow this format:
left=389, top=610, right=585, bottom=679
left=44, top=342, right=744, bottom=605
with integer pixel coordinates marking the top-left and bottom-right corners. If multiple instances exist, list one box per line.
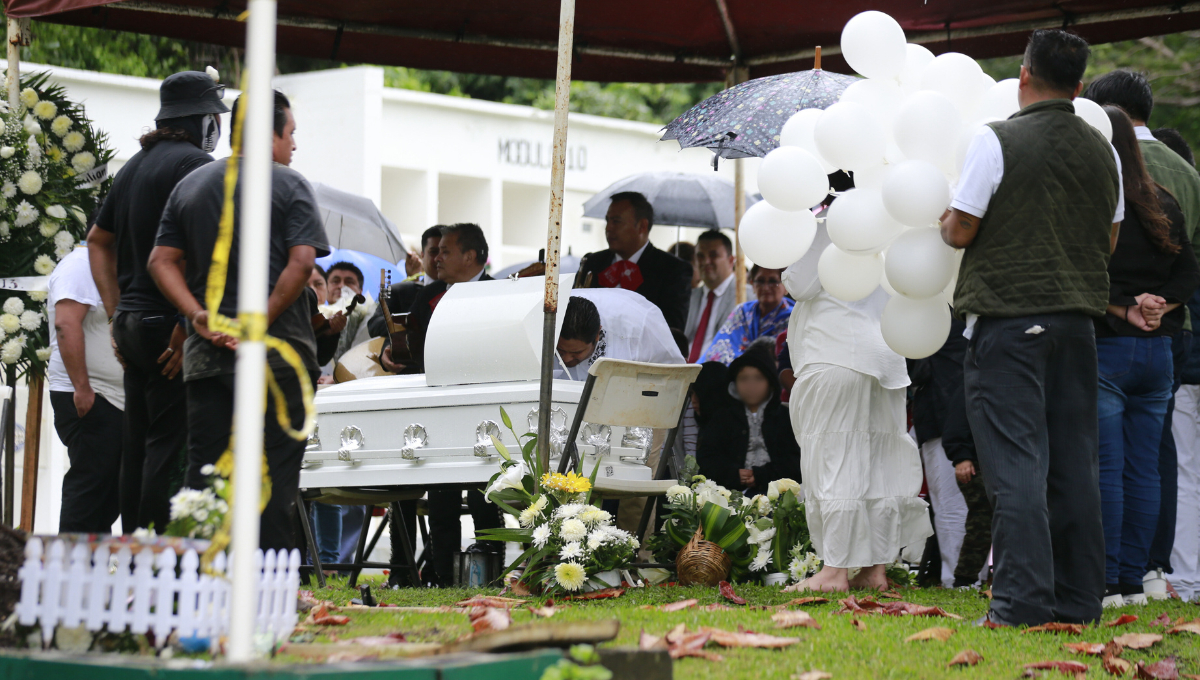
left=296, top=492, right=326, bottom=589
left=348, top=505, right=374, bottom=589
left=362, top=507, right=390, bottom=560
left=635, top=386, right=693, bottom=543
left=391, top=501, right=422, bottom=587
left=558, top=373, right=597, bottom=474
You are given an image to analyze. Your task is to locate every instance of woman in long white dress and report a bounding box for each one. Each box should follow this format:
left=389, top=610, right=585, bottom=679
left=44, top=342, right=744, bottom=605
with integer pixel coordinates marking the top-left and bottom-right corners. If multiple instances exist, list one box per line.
left=783, top=219, right=932, bottom=592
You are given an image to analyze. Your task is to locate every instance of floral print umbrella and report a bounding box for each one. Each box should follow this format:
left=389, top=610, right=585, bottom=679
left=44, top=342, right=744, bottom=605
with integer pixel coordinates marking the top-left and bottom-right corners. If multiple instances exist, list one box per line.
left=662, top=69, right=858, bottom=161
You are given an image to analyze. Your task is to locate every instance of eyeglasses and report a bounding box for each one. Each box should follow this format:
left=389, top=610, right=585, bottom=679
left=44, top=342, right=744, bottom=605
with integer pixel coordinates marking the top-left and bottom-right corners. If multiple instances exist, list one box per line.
left=752, top=278, right=782, bottom=287
left=203, top=83, right=227, bottom=100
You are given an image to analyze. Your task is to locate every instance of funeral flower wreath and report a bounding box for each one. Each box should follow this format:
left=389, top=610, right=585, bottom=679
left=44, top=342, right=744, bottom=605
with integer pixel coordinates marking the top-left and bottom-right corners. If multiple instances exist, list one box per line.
left=0, top=71, right=115, bottom=377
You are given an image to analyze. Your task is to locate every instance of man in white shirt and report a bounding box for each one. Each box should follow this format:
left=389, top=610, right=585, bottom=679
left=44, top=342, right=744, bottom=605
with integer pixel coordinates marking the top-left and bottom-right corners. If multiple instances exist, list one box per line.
left=684, top=230, right=750, bottom=363
left=48, top=247, right=126, bottom=533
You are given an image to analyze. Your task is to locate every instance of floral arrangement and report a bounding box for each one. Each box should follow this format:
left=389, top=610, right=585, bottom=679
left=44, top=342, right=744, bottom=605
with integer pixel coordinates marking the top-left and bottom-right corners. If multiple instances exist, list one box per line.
left=647, top=469, right=762, bottom=582
left=477, top=407, right=638, bottom=594
left=164, top=461, right=231, bottom=539
left=0, top=72, right=115, bottom=377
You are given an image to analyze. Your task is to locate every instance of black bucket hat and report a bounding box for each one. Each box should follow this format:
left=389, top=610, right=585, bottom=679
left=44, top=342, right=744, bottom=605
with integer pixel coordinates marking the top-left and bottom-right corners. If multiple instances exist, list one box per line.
left=155, top=70, right=230, bottom=121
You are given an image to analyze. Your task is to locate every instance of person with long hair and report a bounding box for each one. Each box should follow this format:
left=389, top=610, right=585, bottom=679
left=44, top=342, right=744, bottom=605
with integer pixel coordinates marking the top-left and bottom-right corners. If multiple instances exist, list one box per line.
left=1096, top=105, right=1200, bottom=607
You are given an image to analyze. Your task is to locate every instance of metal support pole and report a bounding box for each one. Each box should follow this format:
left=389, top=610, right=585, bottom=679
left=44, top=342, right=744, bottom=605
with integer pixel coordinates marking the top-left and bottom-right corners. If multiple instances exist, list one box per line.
left=535, top=0, right=575, bottom=476
left=5, top=18, right=29, bottom=110
left=227, top=0, right=277, bottom=663
left=19, top=374, right=42, bottom=531
left=727, top=66, right=748, bottom=305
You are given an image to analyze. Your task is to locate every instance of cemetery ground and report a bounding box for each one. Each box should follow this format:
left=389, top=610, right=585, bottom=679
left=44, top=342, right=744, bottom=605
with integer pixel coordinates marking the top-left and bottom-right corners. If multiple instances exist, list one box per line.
left=292, top=576, right=1200, bottom=679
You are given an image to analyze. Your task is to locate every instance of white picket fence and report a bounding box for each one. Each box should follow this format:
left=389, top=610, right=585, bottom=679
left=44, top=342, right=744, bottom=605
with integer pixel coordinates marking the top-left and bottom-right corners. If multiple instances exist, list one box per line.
left=15, top=537, right=301, bottom=648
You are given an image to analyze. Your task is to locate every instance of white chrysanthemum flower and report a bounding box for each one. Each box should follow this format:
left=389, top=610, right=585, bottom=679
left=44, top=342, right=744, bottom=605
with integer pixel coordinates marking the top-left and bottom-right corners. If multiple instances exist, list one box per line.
left=2, top=181, right=16, bottom=199
left=18, top=88, right=38, bottom=109
left=17, top=171, right=42, bottom=195
left=72, top=151, right=96, bottom=174
left=27, top=290, right=46, bottom=303
left=54, top=230, right=74, bottom=250
left=0, top=327, right=6, bottom=343
left=693, top=480, right=730, bottom=509
left=18, top=311, right=42, bottom=331
left=55, top=243, right=72, bottom=260
left=531, top=524, right=551, bottom=548
left=2, top=298, right=23, bottom=315
left=0, top=314, right=19, bottom=334
left=14, top=201, right=37, bottom=227
left=34, top=254, right=56, bottom=276
left=0, top=147, right=12, bottom=159
left=0, top=222, right=9, bottom=241
left=747, top=524, right=776, bottom=546
left=554, top=503, right=585, bottom=519
left=14, top=334, right=26, bottom=347
left=51, top=115, right=72, bottom=137
left=579, top=507, right=611, bottom=526
left=519, top=495, right=548, bottom=528
left=35, top=347, right=50, bottom=362
left=45, top=204, right=67, bottom=220
left=554, top=562, right=586, bottom=591
left=0, top=118, right=4, bottom=136
left=788, top=557, right=804, bottom=582
left=666, top=485, right=691, bottom=503
left=33, top=100, right=57, bottom=120
left=587, top=532, right=605, bottom=552
left=559, top=518, right=587, bottom=542
left=750, top=548, right=771, bottom=572
left=38, top=221, right=59, bottom=238
left=0, top=339, right=22, bottom=364
left=62, top=130, right=85, bottom=153
left=559, top=541, right=583, bottom=560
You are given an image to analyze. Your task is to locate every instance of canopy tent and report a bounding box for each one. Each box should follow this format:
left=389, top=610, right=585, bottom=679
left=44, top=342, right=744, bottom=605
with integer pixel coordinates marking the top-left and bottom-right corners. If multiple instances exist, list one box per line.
left=3, top=0, right=1199, bottom=82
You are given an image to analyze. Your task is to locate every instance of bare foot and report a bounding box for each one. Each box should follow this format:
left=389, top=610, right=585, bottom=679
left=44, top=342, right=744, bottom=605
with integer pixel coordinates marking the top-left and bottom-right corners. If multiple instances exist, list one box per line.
left=847, top=564, right=888, bottom=591
left=784, top=566, right=849, bottom=593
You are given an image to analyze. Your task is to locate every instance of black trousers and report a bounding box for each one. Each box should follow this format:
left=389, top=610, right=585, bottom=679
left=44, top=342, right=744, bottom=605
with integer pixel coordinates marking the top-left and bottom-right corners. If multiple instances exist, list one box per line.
left=1148, top=329, right=1193, bottom=572
left=185, top=370, right=308, bottom=553
left=50, top=391, right=123, bottom=533
left=426, top=486, right=502, bottom=586
left=112, top=310, right=188, bottom=533
left=964, top=314, right=1106, bottom=625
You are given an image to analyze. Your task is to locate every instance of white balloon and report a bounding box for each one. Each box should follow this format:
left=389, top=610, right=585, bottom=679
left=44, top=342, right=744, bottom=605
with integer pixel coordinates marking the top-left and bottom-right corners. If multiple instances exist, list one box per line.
left=738, top=201, right=819, bottom=268
left=1073, top=97, right=1113, bottom=142
left=881, top=160, right=950, bottom=227
left=780, top=108, right=838, bottom=173
left=898, top=44, right=935, bottom=94
left=852, top=161, right=889, bottom=191
left=758, top=147, right=830, bottom=212
left=818, top=244, right=883, bottom=302
left=955, top=117, right=1001, bottom=176
left=825, top=188, right=905, bottom=254
left=920, top=52, right=987, bottom=116
left=980, top=72, right=997, bottom=91
left=977, top=78, right=1020, bottom=120
left=880, top=251, right=899, bottom=296
left=893, top=90, right=962, bottom=166
left=816, top=101, right=886, bottom=172
left=883, top=227, right=955, bottom=299
left=840, top=78, right=904, bottom=141
left=880, top=294, right=952, bottom=359
left=841, top=11, right=907, bottom=81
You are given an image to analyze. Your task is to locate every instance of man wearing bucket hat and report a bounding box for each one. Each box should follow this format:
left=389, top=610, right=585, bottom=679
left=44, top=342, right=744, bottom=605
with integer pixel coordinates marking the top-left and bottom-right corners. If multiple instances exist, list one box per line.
left=87, top=68, right=230, bottom=534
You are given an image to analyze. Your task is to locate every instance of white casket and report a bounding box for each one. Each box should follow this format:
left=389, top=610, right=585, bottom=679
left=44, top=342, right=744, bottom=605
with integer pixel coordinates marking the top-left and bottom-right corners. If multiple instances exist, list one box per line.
left=300, top=276, right=654, bottom=490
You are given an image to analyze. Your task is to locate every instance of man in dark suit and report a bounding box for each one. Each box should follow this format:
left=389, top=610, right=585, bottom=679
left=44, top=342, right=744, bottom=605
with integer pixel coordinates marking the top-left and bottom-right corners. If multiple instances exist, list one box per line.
left=576, top=191, right=693, bottom=332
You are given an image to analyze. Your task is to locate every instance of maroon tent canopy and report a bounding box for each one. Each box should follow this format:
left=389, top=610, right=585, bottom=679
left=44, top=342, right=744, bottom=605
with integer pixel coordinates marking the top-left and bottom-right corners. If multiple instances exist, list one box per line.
left=4, top=0, right=1199, bottom=82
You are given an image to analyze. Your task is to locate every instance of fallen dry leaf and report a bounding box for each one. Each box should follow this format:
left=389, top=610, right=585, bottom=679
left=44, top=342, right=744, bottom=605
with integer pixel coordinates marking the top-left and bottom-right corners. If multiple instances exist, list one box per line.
left=1166, top=620, right=1200, bottom=636
left=1149, top=613, right=1172, bottom=628
left=1113, top=633, right=1162, bottom=650
left=772, top=610, right=821, bottom=630
left=307, top=604, right=351, bottom=626
left=528, top=605, right=557, bottom=618
left=1181, top=675, right=1200, bottom=680
left=786, top=597, right=830, bottom=606
left=880, top=591, right=903, bottom=600
left=659, top=598, right=699, bottom=612
left=670, top=630, right=724, bottom=661
left=880, top=602, right=964, bottom=619
left=1107, top=615, right=1139, bottom=627
left=851, top=618, right=867, bottom=632
left=700, top=626, right=802, bottom=649
left=1064, top=642, right=1106, bottom=655
left=455, top=595, right=525, bottom=608
left=948, top=649, right=983, bottom=667
left=1023, top=622, right=1086, bottom=635
left=703, top=603, right=735, bottom=611
left=561, top=587, right=625, bottom=601
left=792, top=672, right=833, bottom=680
left=1136, top=656, right=1180, bottom=680
left=468, top=606, right=512, bottom=634
left=502, top=575, right=532, bottom=597
left=1105, top=657, right=1134, bottom=677
left=638, top=630, right=668, bottom=651
left=906, top=627, right=955, bottom=642
left=982, top=588, right=993, bottom=600
left=719, top=581, right=748, bottom=605
left=1024, top=660, right=1090, bottom=676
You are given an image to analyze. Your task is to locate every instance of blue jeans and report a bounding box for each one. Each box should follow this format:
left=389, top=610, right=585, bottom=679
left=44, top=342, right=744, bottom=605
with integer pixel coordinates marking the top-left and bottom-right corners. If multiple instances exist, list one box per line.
left=310, top=503, right=343, bottom=565
left=1097, top=335, right=1174, bottom=587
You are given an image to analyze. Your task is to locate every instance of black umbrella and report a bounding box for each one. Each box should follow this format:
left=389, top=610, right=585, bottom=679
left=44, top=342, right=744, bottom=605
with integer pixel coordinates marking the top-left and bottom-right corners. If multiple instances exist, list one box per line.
left=661, top=68, right=857, bottom=162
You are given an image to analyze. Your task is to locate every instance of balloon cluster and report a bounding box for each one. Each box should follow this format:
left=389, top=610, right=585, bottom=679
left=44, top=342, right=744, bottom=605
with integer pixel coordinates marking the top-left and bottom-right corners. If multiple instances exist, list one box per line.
left=738, top=10, right=1113, bottom=359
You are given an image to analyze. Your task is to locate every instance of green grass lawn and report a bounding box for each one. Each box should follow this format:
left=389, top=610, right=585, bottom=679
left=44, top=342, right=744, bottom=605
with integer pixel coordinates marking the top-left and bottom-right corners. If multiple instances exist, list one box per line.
left=298, top=576, right=1200, bottom=679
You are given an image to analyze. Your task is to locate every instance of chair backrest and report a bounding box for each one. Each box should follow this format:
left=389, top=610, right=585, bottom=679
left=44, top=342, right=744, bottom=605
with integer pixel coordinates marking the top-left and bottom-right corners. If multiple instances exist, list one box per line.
left=581, top=358, right=702, bottom=429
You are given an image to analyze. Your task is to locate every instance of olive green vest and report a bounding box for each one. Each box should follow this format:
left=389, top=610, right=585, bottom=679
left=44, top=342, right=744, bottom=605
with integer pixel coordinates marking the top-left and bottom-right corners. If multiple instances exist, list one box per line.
left=954, top=99, right=1119, bottom=318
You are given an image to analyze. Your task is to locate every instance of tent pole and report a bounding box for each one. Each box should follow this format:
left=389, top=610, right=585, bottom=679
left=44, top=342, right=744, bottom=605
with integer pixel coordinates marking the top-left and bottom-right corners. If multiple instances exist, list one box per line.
left=727, top=66, right=748, bottom=305
left=6, top=19, right=29, bottom=112
left=536, top=0, right=575, bottom=476
left=227, top=0, right=277, bottom=663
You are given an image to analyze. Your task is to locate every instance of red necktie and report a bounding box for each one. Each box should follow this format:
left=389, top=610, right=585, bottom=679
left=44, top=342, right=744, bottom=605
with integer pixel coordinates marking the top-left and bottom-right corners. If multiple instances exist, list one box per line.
left=688, top=290, right=717, bottom=363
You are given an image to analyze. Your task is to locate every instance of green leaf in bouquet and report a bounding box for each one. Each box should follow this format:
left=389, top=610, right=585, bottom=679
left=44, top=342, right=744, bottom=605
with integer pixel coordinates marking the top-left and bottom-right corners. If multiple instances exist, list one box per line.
left=699, top=502, right=749, bottom=553
left=582, top=455, right=602, bottom=506
left=490, top=434, right=512, bottom=461
left=500, top=544, right=537, bottom=579
left=663, top=516, right=695, bottom=547
left=475, top=527, right=534, bottom=543
left=500, top=405, right=513, bottom=431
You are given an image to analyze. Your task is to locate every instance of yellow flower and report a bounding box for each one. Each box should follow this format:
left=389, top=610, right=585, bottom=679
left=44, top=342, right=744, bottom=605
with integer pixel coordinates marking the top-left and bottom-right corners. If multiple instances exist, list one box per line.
left=33, top=100, right=57, bottom=120
left=18, top=88, right=38, bottom=109
left=540, top=471, right=592, bottom=494
left=47, top=146, right=62, bottom=162
left=554, top=562, right=586, bottom=591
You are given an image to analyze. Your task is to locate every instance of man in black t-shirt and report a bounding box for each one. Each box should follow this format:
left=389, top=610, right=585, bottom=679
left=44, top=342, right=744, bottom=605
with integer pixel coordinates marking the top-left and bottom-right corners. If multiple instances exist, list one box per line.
left=148, top=90, right=329, bottom=552
left=87, top=70, right=229, bottom=533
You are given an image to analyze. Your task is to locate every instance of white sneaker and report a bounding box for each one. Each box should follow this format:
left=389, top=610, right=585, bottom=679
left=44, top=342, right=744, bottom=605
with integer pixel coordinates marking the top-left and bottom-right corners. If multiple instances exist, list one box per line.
left=1102, top=593, right=1125, bottom=608
left=1143, top=570, right=1169, bottom=600
left=1124, top=591, right=1148, bottom=606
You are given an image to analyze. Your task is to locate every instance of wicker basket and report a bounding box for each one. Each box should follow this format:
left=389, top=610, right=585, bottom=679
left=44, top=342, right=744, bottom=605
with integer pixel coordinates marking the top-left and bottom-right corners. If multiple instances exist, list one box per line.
left=676, top=527, right=731, bottom=586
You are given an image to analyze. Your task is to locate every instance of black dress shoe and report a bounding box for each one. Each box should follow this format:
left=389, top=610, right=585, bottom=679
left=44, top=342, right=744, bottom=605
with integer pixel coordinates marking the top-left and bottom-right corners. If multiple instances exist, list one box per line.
left=974, top=611, right=1013, bottom=628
